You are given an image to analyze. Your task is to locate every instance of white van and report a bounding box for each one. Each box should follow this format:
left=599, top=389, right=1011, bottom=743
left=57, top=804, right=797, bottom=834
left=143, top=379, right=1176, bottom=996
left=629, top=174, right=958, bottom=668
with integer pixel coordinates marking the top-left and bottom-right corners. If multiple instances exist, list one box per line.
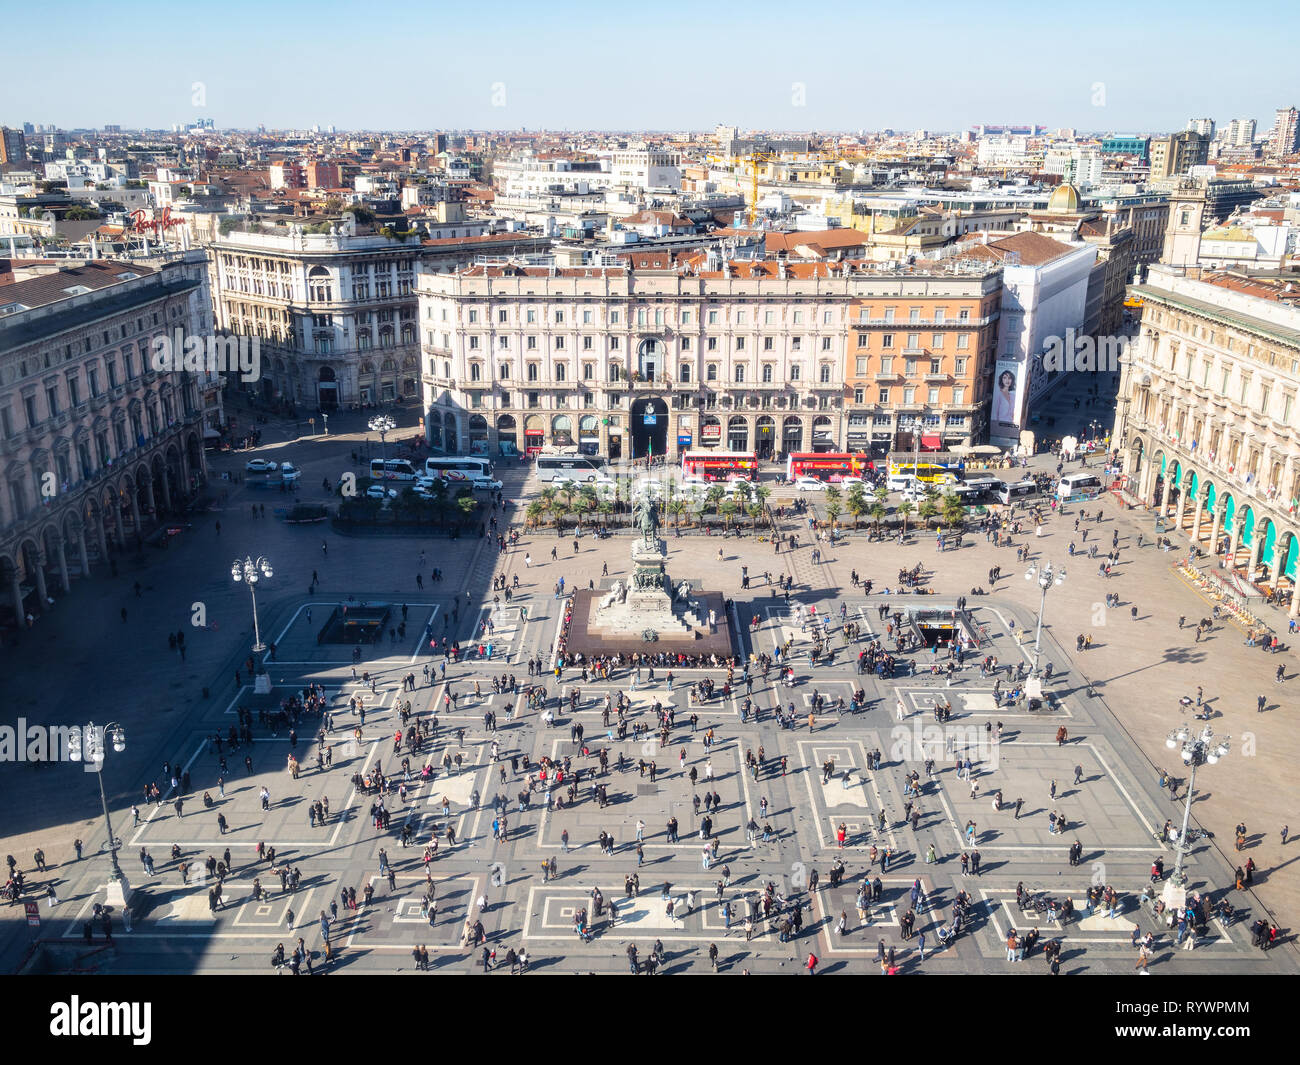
left=993, top=479, right=1038, bottom=505
left=1057, top=473, right=1103, bottom=500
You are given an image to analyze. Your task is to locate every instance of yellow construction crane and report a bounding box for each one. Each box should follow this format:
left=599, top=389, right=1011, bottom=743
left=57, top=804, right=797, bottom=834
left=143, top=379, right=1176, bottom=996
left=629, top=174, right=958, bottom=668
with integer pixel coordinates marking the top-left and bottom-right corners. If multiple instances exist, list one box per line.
left=744, top=151, right=779, bottom=227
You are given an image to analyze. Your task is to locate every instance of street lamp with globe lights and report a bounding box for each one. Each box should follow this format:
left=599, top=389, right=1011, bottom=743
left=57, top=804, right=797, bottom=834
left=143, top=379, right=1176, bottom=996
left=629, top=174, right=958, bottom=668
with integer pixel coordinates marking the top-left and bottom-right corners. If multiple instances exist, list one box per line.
left=369, top=414, right=396, bottom=471
left=1161, top=723, right=1230, bottom=911
left=68, top=722, right=130, bottom=906
left=1024, top=560, right=1065, bottom=679
left=232, top=556, right=273, bottom=653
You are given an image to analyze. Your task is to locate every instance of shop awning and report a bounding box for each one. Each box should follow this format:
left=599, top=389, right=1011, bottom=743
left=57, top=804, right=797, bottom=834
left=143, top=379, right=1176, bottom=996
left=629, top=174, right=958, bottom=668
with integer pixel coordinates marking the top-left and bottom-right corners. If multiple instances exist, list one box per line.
left=920, top=434, right=942, bottom=450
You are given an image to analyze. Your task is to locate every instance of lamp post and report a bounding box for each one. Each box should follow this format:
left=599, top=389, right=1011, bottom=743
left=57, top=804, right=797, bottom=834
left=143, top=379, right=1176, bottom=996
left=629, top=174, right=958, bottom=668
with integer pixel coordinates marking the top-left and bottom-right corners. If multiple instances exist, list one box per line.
left=369, top=414, right=396, bottom=471
left=232, top=555, right=273, bottom=652
left=69, top=722, right=130, bottom=907
left=1023, top=560, right=1065, bottom=681
left=1162, top=723, right=1230, bottom=910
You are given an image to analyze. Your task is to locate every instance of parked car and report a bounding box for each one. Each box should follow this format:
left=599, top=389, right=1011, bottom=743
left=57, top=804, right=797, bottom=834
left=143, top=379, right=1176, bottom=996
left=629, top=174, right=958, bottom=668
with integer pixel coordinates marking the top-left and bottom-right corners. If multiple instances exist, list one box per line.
left=366, top=484, right=398, bottom=500
left=245, top=459, right=278, bottom=473
left=632, top=478, right=669, bottom=500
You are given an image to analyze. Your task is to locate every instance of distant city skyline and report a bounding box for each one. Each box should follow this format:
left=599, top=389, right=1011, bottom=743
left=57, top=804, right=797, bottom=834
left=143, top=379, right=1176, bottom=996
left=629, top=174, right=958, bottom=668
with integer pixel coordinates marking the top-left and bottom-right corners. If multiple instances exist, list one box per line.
left=5, top=0, right=1298, bottom=134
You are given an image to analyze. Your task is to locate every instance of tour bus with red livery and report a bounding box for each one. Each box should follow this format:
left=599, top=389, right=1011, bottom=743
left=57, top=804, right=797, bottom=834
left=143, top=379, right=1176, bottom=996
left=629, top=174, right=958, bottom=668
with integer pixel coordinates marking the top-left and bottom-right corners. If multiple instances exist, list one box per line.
left=681, top=450, right=758, bottom=482
left=785, top=452, right=874, bottom=483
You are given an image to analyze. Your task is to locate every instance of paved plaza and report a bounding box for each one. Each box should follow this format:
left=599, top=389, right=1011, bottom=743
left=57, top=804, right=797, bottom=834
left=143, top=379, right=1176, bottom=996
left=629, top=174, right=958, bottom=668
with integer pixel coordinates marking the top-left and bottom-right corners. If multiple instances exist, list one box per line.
left=1, top=404, right=1297, bottom=975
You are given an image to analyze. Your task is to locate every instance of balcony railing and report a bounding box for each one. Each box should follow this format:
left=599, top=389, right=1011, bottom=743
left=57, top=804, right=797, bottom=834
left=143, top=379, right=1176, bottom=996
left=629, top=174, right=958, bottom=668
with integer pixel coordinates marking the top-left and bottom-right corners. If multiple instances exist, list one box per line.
left=854, top=315, right=995, bottom=327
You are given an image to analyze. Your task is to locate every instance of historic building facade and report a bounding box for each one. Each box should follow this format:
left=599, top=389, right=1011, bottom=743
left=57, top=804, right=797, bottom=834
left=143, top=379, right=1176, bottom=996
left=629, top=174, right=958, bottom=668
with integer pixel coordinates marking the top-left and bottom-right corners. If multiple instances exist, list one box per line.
left=1115, top=265, right=1300, bottom=619
left=0, top=253, right=213, bottom=628
left=418, top=256, right=1004, bottom=462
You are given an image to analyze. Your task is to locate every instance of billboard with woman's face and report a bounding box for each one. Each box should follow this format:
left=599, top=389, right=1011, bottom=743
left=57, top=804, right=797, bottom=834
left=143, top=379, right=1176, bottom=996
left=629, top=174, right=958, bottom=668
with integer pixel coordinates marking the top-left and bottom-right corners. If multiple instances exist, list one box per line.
left=992, top=360, right=1026, bottom=431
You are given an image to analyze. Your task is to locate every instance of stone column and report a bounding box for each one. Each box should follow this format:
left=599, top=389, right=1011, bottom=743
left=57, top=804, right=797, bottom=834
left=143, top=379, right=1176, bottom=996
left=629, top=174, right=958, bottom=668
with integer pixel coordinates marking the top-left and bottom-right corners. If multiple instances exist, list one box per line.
left=158, top=465, right=173, bottom=511
left=7, top=568, right=22, bottom=625
left=54, top=535, right=70, bottom=593
left=1174, top=479, right=1189, bottom=530
left=1159, top=468, right=1173, bottom=517
left=1227, top=512, right=1242, bottom=570
left=1247, top=532, right=1264, bottom=585
left=31, top=553, right=48, bottom=605
left=1191, top=495, right=1205, bottom=546
left=1208, top=505, right=1224, bottom=555
left=76, top=524, right=91, bottom=578
left=142, top=476, right=157, bottom=520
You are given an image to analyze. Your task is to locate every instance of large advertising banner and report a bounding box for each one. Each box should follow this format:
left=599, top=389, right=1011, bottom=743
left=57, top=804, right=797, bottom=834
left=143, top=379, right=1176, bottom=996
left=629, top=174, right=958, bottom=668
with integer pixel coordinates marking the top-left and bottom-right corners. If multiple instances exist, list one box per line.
left=992, top=359, right=1027, bottom=435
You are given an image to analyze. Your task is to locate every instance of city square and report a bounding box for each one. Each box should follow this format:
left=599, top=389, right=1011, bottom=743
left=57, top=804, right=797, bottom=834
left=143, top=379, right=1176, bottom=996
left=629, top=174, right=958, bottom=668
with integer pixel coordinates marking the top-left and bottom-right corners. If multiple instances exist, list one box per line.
left=0, top=392, right=1295, bottom=977
left=2, top=8, right=1299, bottom=1021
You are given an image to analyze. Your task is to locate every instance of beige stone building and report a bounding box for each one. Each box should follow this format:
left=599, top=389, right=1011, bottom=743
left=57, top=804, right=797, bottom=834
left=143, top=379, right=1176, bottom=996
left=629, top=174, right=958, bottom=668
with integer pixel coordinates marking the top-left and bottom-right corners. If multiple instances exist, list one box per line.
left=0, top=253, right=214, bottom=629
left=1114, top=265, right=1300, bottom=619
left=418, top=254, right=1004, bottom=462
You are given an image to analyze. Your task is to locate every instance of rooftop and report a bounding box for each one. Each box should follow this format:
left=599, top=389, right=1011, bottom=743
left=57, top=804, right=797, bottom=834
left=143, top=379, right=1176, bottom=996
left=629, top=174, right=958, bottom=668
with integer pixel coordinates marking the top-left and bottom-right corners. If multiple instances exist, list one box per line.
left=0, top=258, right=156, bottom=310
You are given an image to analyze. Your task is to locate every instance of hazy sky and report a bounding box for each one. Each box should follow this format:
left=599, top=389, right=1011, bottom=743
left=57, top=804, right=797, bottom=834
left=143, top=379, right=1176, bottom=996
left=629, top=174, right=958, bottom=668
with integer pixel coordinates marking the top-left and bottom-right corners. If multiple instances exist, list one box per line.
left=4, top=0, right=1296, bottom=134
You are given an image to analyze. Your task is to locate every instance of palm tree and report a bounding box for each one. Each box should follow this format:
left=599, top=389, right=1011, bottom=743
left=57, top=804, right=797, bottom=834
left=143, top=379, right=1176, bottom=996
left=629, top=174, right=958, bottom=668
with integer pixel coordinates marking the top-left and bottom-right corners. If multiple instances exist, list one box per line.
left=824, top=485, right=842, bottom=532
left=538, top=486, right=557, bottom=526
left=668, top=498, right=688, bottom=528
left=574, top=488, right=597, bottom=529
left=596, top=497, right=614, bottom=528
left=941, top=491, right=967, bottom=530
left=918, top=486, right=940, bottom=523
left=694, top=497, right=710, bottom=529
left=720, top=498, right=738, bottom=532
left=846, top=485, right=868, bottom=529
left=869, top=500, right=888, bottom=534
left=705, top=485, right=724, bottom=515
left=897, top=499, right=914, bottom=535
left=746, top=501, right=764, bottom=530
left=558, top=483, right=576, bottom=516
left=525, top=500, right=545, bottom=528
left=456, top=494, right=478, bottom=523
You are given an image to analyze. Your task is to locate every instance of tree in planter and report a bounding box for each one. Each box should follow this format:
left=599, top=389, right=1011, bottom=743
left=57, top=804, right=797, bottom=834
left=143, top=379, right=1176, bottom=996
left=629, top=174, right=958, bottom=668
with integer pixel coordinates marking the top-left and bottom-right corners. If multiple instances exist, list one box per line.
left=897, top=499, right=915, bottom=535
left=719, top=498, right=738, bottom=532
left=596, top=497, right=615, bottom=528
left=868, top=500, right=888, bottom=534
left=941, top=491, right=967, bottom=530
left=456, top=494, right=478, bottom=523
left=705, top=485, right=724, bottom=516
left=525, top=500, right=545, bottom=528
left=538, top=487, right=558, bottom=526
left=845, top=484, right=868, bottom=529
left=824, top=485, right=843, bottom=532
left=574, top=488, right=597, bottom=529
left=668, top=497, right=688, bottom=528
left=746, top=501, right=764, bottom=530
left=752, top=482, right=772, bottom=525
left=918, top=486, right=940, bottom=524
left=873, top=484, right=890, bottom=507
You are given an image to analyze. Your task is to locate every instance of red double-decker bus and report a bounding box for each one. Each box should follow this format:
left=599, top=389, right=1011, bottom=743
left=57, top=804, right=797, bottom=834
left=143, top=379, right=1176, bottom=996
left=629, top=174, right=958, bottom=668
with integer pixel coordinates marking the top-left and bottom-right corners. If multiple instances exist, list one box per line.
left=786, top=452, right=873, bottom=482
left=681, top=450, right=758, bottom=481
